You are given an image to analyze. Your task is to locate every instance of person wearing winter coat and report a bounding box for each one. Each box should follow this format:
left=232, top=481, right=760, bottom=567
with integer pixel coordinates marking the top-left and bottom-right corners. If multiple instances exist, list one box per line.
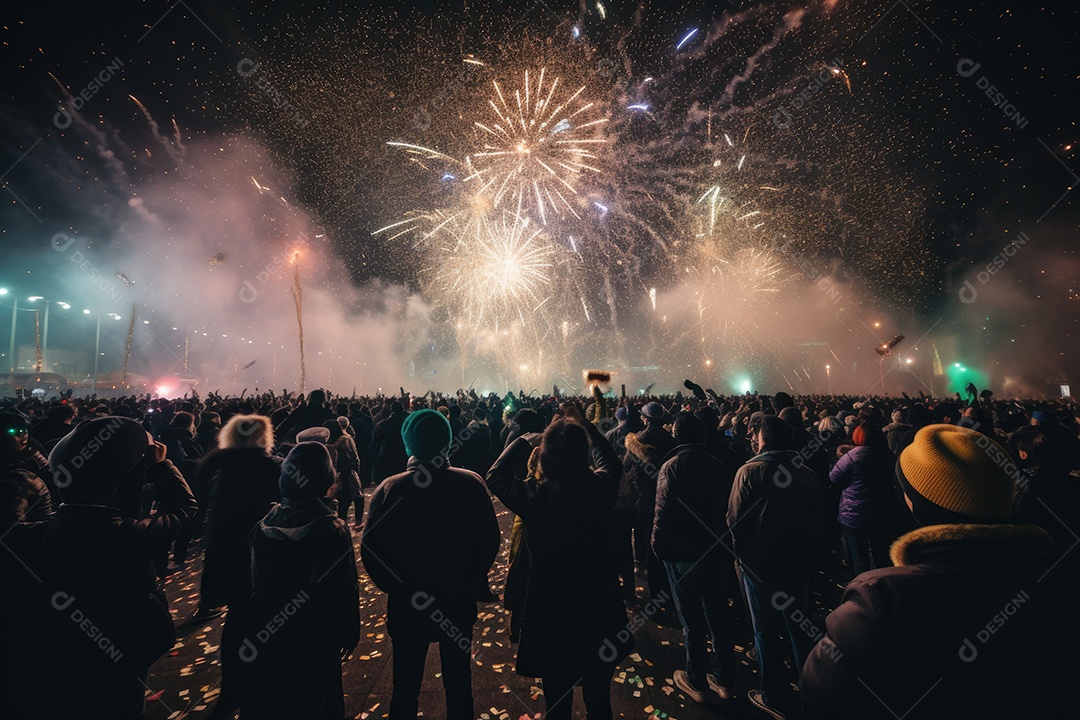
left=372, top=401, right=409, bottom=482
left=452, top=407, right=494, bottom=475
left=827, top=422, right=902, bottom=574
left=348, top=404, right=375, bottom=487
left=362, top=409, right=500, bottom=720
left=1, top=416, right=197, bottom=720
left=1, top=411, right=54, bottom=495
left=277, top=388, right=336, bottom=442
left=623, top=401, right=676, bottom=606
left=29, top=404, right=75, bottom=447
left=653, top=413, right=736, bottom=704
left=197, top=415, right=281, bottom=718
left=326, top=417, right=364, bottom=528
left=728, top=415, right=825, bottom=719
left=486, top=402, right=630, bottom=720
left=801, top=424, right=1068, bottom=718
left=245, top=442, right=360, bottom=720
left=882, top=408, right=912, bottom=455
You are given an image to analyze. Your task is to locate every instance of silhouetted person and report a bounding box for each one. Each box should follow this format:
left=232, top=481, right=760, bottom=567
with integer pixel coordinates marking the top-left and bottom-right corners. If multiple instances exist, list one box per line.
left=362, top=409, right=500, bottom=720
left=245, top=442, right=360, bottom=720
left=2, top=417, right=196, bottom=720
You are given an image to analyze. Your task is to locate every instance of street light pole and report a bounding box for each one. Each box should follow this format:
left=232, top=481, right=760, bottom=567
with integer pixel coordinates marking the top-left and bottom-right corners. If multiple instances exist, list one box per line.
left=92, top=313, right=101, bottom=394
left=8, top=296, right=16, bottom=377
left=42, top=300, right=50, bottom=373
left=826, top=364, right=832, bottom=394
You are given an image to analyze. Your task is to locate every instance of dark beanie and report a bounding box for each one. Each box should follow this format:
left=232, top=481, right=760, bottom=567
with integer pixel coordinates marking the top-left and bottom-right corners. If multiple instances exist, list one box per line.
left=280, top=442, right=336, bottom=500
left=401, top=409, right=452, bottom=462
left=48, top=416, right=151, bottom=503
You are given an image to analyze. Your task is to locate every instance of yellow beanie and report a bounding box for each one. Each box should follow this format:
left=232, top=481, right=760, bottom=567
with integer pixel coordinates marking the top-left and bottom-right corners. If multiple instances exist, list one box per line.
left=898, top=424, right=1016, bottom=523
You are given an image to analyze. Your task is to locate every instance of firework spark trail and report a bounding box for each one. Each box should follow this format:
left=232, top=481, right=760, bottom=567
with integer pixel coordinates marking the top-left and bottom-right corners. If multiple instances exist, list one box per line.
left=47, top=72, right=130, bottom=180
left=714, top=9, right=804, bottom=107
left=129, top=95, right=184, bottom=164
left=171, top=118, right=187, bottom=156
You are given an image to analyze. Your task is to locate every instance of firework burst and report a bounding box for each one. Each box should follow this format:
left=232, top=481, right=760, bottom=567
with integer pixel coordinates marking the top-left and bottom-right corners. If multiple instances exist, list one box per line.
left=423, top=207, right=556, bottom=329
left=463, top=68, right=608, bottom=226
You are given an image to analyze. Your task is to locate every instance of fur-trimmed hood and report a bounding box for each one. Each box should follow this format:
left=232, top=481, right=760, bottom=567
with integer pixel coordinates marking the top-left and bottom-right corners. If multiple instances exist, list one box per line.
left=890, top=522, right=1053, bottom=567
left=624, top=432, right=655, bottom=463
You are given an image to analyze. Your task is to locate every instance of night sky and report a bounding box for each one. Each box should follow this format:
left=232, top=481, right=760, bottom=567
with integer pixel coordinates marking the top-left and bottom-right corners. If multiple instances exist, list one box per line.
left=1, top=1, right=1077, bottom=392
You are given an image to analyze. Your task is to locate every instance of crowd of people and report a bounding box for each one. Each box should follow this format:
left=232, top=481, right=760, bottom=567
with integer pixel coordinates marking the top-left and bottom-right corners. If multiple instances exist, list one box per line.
left=1, top=381, right=1077, bottom=719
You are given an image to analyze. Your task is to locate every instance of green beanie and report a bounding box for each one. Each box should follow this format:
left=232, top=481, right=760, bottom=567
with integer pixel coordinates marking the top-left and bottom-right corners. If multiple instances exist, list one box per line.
left=401, top=409, right=452, bottom=461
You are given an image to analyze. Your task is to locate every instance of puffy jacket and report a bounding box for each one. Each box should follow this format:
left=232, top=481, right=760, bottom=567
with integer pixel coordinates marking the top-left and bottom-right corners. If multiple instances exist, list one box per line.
left=653, top=445, right=733, bottom=562
left=801, top=522, right=1068, bottom=719
left=827, top=445, right=897, bottom=530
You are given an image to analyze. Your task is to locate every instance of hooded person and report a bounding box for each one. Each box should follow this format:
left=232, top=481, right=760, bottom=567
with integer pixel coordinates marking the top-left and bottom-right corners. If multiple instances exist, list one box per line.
left=361, top=410, right=500, bottom=720
left=802, top=424, right=1067, bottom=719
left=1, top=416, right=196, bottom=720
left=245, top=442, right=360, bottom=720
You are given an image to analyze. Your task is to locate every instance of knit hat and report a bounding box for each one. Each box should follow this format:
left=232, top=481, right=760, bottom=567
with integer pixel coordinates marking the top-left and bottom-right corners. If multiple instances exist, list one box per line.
left=401, top=409, right=452, bottom=461
left=614, top=407, right=628, bottom=423
left=774, top=391, right=795, bottom=410
left=49, top=416, right=152, bottom=502
left=280, top=442, right=335, bottom=499
left=897, top=424, right=1016, bottom=525
left=641, top=402, right=665, bottom=419
left=1031, top=410, right=1057, bottom=425
left=296, top=426, right=331, bottom=444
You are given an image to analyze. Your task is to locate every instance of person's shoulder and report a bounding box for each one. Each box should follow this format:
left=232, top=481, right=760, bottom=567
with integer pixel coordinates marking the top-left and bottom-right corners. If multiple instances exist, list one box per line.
left=447, top=465, right=484, bottom=484
left=839, top=564, right=936, bottom=616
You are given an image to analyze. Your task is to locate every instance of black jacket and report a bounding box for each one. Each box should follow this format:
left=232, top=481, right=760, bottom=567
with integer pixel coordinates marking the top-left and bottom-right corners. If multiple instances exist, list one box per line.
left=371, top=411, right=408, bottom=482
left=452, top=420, right=493, bottom=476
left=246, top=498, right=360, bottom=718
left=361, top=457, right=500, bottom=636
left=653, top=444, right=733, bottom=562
left=198, top=448, right=280, bottom=607
left=486, top=424, right=631, bottom=677
left=728, top=449, right=825, bottom=583
left=2, top=460, right=196, bottom=720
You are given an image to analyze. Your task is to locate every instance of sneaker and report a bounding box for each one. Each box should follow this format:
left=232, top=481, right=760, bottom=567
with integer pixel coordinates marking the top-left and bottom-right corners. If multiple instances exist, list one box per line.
left=672, top=670, right=708, bottom=704
left=706, top=674, right=732, bottom=701
left=747, top=690, right=785, bottom=720
left=192, top=606, right=225, bottom=621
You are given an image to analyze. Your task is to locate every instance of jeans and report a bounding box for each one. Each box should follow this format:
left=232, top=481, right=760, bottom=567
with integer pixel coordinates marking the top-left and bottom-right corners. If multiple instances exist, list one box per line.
left=740, top=568, right=813, bottom=709
left=664, top=558, right=734, bottom=686
left=842, top=525, right=890, bottom=576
